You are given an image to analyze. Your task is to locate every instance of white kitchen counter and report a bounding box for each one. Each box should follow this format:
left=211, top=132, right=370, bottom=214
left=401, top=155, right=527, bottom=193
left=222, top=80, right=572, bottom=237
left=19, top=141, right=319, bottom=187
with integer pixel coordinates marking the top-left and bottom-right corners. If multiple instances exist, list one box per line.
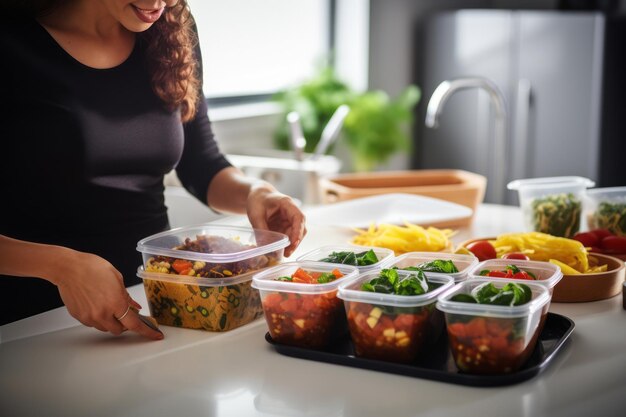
left=1, top=204, right=625, bottom=417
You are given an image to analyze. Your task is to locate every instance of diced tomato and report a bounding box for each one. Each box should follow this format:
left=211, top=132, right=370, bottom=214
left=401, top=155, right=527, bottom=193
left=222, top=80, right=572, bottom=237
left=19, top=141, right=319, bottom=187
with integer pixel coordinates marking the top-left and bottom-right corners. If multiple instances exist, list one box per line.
left=487, top=270, right=508, bottom=278
left=465, top=318, right=487, bottom=338
left=264, top=293, right=283, bottom=309
left=172, top=259, right=193, bottom=274
left=331, top=268, right=344, bottom=278
left=513, top=271, right=534, bottom=280
left=280, top=297, right=300, bottom=313
left=292, top=268, right=313, bottom=283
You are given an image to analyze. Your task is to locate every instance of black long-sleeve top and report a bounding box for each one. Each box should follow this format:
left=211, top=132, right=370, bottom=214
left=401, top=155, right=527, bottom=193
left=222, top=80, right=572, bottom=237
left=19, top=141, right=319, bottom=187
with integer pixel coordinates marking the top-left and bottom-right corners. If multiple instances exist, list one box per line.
left=0, top=17, right=232, bottom=324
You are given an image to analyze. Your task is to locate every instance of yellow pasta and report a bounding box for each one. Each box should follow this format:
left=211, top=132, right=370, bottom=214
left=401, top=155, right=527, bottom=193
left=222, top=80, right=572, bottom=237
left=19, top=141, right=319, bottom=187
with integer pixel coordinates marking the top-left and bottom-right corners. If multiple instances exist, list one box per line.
left=351, top=222, right=454, bottom=255
left=490, top=232, right=590, bottom=273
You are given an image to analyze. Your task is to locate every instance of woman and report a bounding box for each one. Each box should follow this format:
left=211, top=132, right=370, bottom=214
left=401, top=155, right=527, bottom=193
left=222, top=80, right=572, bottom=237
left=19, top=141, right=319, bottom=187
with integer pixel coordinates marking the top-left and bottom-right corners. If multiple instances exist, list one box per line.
left=0, top=0, right=306, bottom=339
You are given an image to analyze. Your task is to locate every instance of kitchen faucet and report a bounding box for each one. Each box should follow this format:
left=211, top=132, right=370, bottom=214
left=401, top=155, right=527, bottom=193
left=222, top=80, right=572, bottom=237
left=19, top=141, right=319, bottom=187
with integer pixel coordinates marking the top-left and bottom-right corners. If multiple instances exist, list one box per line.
left=425, top=77, right=508, bottom=204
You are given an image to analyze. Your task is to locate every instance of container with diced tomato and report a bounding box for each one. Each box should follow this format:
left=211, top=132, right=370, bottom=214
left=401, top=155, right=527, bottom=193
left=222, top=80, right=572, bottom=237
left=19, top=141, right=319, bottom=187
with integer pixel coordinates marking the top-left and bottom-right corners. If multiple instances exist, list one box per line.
left=337, top=269, right=454, bottom=364
left=437, top=279, right=551, bottom=374
left=467, top=259, right=563, bottom=297
left=252, top=261, right=359, bottom=349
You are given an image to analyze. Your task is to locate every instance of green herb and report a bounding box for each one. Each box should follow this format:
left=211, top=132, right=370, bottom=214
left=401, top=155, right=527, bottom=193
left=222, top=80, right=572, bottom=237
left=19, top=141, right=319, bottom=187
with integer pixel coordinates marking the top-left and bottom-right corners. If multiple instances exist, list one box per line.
left=454, top=282, right=533, bottom=306
left=479, top=269, right=490, bottom=276
left=505, top=265, right=521, bottom=274
left=361, top=268, right=439, bottom=296
left=276, top=276, right=293, bottom=282
left=319, top=249, right=379, bottom=266
left=593, top=201, right=626, bottom=236
left=450, top=294, right=477, bottom=303
left=316, top=272, right=337, bottom=284
left=531, top=193, right=582, bottom=238
left=410, top=259, right=459, bottom=274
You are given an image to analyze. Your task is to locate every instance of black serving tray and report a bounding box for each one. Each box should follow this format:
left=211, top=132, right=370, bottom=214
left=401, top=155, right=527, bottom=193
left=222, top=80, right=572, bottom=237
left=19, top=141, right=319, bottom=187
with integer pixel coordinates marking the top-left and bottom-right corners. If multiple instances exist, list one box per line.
left=265, top=312, right=574, bottom=387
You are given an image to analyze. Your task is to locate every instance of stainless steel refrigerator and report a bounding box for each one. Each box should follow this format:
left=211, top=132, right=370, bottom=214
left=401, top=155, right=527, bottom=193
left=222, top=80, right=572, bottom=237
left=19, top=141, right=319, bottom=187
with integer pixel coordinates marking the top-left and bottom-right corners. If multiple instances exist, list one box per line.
left=417, top=10, right=625, bottom=204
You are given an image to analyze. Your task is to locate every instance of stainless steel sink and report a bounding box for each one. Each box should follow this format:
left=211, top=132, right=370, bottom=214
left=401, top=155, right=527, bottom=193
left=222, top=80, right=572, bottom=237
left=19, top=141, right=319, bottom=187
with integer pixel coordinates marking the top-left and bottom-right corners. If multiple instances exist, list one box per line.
left=226, top=149, right=342, bottom=204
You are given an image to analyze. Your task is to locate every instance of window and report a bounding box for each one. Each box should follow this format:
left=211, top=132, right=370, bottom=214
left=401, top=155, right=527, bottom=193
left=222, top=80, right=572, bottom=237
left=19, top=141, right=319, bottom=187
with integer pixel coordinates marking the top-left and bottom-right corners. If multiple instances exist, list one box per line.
left=187, top=0, right=332, bottom=100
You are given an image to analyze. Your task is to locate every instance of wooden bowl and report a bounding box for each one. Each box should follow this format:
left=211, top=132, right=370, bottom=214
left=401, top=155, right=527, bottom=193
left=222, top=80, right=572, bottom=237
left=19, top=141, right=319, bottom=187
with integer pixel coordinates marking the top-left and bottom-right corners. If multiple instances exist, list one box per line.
left=457, top=238, right=625, bottom=303
left=552, top=253, right=625, bottom=303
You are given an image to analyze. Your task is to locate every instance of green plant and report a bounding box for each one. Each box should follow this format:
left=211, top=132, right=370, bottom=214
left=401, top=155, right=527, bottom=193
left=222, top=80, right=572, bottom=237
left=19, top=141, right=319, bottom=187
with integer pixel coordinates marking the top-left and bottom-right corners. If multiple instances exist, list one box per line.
left=273, top=67, right=420, bottom=171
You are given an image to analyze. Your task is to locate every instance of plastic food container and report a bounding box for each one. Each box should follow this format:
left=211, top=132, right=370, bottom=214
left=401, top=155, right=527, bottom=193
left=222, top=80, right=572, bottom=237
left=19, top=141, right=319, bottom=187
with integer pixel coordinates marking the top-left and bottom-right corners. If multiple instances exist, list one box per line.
left=390, top=252, right=479, bottom=283
left=437, top=280, right=551, bottom=374
left=337, top=270, right=454, bottom=364
left=136, top=224, right=289, bottom=331
left=507, top=176, right=595, bottom=238
left=137, top=266, right=264, bottom=331
left=584, top=187, right=626, bottom=236
left=252, top=261, right=359, bottom=349
left=296, top=244, right=394, bottom=272
left=467, top=259, right=563, bottom=296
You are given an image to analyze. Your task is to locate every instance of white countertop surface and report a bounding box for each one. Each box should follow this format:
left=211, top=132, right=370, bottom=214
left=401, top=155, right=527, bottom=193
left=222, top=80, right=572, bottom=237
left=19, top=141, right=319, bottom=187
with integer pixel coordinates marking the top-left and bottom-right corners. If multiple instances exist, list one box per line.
left=1, top=204, right=625, bottom=417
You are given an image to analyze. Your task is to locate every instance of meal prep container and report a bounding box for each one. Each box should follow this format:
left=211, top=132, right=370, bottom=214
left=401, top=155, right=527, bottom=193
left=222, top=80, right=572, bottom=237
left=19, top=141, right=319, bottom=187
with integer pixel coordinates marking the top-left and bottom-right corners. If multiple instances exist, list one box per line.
left=296, top=244, right=394, bottom=273
left=507, top=176, right=595, bottom=238
left=252, top=262, right=359, bottom=349
left=137, top=266, right=264, bottom=331
left=437, top=280, right=551, bottom=374
left=337, top=270, right=454, bottom=364
left=584, top=186, right=626, bottom=236
left=136, top=224, right=289, bottom=331
left=390, top=252, right=479, bottom=283
left=467, top=259, right=563, bottom=296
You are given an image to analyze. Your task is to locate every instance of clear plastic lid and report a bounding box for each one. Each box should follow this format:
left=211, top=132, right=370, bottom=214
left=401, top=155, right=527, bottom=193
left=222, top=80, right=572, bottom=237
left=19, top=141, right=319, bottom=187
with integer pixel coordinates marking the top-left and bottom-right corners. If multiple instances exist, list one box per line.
left=467, top=259, right=563, bottom=289
left=136, top=224, right=289, bottom=263
left=296, top=244, right=394, bottom=272
left=136, top=265, right=257, bottom=287
left=507, top=176, right=595, bottom=192
left=337, top=269, right=454, bottom=308
left=437, top=279, right=551, bottom=318
left=251, top=261, right=359, bottom=294
left=390, top=252, right=478, bottom=282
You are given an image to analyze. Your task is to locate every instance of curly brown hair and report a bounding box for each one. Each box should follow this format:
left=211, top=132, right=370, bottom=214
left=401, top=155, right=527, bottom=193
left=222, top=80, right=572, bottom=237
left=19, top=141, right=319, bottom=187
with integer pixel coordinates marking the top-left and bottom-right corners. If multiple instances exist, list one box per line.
left=5, top=0, right=201, bottom=122
left=140, top=0, right=201, bottom=122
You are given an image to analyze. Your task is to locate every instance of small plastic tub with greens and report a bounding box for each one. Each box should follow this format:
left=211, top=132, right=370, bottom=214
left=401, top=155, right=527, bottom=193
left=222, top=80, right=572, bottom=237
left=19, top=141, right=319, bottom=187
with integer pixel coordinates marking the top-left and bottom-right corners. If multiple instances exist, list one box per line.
left=508, top=176, right=595, bottom=238
left=585, top=187, right=626, bottom=237
left=437, top=279, right=551, bottom=374
left=337, top=268, right=453, bottom=364
left=296, top=244, right=394, bottom=272
left=390, top=252, right=478, bottom=283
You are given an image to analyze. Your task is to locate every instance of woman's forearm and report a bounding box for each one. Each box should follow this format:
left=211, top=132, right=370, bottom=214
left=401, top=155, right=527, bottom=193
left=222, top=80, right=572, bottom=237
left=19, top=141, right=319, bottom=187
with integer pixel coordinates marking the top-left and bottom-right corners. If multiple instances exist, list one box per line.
left=206, top=166, right=275, bottom=214
left=0, top=235, right=73, bottom=285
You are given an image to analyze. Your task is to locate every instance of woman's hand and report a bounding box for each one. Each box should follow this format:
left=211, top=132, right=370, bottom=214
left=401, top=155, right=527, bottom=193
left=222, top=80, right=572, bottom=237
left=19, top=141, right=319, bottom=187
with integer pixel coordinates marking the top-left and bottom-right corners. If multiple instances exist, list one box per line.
left=206, top=167, right=307, bottom=257
left=50, top=249, right=164, bottom=340
left=0, top=236, right=163, bottom=340
left=246, top=184, right=307, bottom=257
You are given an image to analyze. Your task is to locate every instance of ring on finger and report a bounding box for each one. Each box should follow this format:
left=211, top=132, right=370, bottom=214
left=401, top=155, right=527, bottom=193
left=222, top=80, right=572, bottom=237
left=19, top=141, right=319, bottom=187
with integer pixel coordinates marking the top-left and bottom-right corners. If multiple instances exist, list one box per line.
left=115, top=305, right=131, bottom=321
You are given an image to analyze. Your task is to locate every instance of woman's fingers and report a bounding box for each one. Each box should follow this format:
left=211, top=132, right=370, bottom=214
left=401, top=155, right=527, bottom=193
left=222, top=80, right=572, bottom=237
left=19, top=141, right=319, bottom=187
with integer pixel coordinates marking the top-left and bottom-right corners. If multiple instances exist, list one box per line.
left=117, top=309, right=164, bottom=340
